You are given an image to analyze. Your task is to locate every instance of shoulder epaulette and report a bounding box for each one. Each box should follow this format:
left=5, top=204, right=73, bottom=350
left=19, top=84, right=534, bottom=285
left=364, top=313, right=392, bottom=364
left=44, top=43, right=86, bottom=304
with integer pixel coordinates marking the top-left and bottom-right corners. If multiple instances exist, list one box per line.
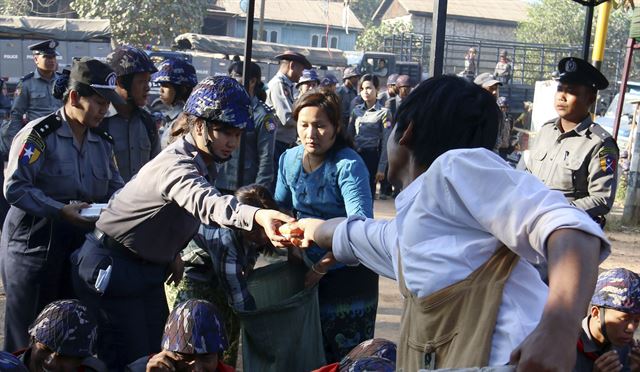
left=90, top=127, right=114, bottom=144
left=261, top=101, right=275, bottom=113
left=20, top=72, right=34, bottom=82
left=32, top=113, right=62, bottom=138
left=589, top=123, right=613, bottom=142
left=542, top=118, right=557, bottom=127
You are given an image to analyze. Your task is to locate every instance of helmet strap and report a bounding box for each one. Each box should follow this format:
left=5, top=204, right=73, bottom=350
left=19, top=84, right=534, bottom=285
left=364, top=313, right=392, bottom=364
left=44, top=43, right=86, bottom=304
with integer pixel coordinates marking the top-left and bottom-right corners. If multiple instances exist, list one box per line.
left=599, top=307, right=611, bottom=346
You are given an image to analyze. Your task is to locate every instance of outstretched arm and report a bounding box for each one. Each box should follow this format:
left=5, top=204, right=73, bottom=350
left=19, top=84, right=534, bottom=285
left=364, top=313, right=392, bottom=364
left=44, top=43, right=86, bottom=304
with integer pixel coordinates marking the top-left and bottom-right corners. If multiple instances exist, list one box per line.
left=510, top=228, right=601, bottom=371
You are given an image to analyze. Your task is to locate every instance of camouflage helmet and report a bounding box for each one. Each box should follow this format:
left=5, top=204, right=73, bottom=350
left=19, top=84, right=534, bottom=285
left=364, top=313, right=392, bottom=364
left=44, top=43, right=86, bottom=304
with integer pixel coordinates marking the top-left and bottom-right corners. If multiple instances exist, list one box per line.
left=107, top=45, right=158, bottom=77
left=161, top=299, right=228, bottom=354
left=296, top=69, right=320, bottom=87
left=183, top=76, right=254, bottom=130
left=321, top=73, right=339, bottom=87
left=340, top=338, right=397, bottom=371
left=592, top=268, right=640, bottom=314
left=152, top=58, right=198, bottom=88
left=341, top=357, right=395, bottom=372
left=28, top=300, right=97, bottom=358
left=0, top=351, right=27, bottom=371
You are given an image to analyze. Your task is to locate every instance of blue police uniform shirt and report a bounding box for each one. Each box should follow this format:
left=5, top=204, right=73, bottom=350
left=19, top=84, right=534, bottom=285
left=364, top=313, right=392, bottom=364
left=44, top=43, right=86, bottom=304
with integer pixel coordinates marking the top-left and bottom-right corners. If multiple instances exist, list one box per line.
left=4, top=109, right=124, bottom=218
left=274, top=144, right=372, bottom=266
left=215, top=96, right=277, bottom=191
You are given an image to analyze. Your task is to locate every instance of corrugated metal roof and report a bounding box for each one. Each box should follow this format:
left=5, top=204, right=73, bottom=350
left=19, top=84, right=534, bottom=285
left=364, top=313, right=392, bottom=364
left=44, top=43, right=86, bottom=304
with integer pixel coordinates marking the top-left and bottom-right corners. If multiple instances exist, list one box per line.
left=379, top=0, right=530, bottom=23
left=219, top=0, right=364, bottom=30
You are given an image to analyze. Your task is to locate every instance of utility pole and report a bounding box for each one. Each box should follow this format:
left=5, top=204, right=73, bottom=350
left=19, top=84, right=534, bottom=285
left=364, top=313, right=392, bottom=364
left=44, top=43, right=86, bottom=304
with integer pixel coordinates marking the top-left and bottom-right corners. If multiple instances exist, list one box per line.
left=258, top=0, right=266, bottom=41
left=237, top=0, right=256, bottom=188
left=428, top=0, right=447, bottom=77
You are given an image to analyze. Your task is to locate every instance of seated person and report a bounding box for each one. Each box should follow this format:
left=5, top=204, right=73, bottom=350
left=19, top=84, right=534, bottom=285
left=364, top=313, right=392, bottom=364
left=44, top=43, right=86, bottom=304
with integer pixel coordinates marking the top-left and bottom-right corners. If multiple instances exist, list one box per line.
left=284, top=75, right=610, bottom=370
left=165, top=184, right=279, bottom=366
left=13, top=299, right=106, bottom=372
left=126, top=299, right=233, bottom=372
left=574, top=268, right=640, bottom=371
left=313, top=338, right=396, bottom=372
left=0, top=351, right=27, bottom=371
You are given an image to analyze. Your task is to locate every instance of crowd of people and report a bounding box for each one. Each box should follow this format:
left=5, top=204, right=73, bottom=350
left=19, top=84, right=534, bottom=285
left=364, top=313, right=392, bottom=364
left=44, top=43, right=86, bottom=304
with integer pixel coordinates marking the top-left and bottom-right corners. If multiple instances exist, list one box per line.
left=0, top=35, right=635, bottom=372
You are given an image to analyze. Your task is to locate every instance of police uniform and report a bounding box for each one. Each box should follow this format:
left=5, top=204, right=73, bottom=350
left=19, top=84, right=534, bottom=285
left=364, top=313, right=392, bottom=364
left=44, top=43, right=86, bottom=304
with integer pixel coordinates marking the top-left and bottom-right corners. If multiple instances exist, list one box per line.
left=151, top=58, right=199, bottom=149
left=70, top=77, right=259, bottom=370
left=216, top=96, right=277, bottom=192
left=6, top=40, right=62, bottom=148
left=266, top=51, right=312, bottom=167
left=0, top=58, right=125, bottom=352
left=526, top=58, right=618, bottom=222
left=102, top=45, right=161, bottom=182
left=348, top=101, right=392, bottom=198
left=337, top=67, right=361, bottom=126
left=100, top=107, right=161, bottom=181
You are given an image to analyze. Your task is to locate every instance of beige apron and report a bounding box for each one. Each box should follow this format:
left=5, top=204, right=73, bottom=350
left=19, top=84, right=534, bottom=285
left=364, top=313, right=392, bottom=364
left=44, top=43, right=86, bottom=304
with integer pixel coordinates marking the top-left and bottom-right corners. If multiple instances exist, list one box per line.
left=397, top=245, right=520, bottom=371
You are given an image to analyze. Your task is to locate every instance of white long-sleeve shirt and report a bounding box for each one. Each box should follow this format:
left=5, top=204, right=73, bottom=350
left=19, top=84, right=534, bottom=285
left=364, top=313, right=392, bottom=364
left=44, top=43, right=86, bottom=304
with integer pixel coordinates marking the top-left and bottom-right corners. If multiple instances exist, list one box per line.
left=333, top=148, right=610, bottom=365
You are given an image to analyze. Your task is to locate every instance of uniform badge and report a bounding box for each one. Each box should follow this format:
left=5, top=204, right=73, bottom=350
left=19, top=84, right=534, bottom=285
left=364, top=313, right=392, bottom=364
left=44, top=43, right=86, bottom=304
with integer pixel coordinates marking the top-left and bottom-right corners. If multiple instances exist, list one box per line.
left=565, top=59, right=577, bottom=73
left=599, top=146, right=617, bottom=175
left=19, top=132, right=45, bottom=165
left=265, top=114, right=276, bottom=132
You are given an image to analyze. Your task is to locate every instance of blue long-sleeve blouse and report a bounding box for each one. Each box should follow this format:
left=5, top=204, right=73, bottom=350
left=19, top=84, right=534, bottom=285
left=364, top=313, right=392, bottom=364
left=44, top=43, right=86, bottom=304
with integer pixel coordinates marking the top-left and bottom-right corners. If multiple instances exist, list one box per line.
left=274, top=145, right=373, bottom=265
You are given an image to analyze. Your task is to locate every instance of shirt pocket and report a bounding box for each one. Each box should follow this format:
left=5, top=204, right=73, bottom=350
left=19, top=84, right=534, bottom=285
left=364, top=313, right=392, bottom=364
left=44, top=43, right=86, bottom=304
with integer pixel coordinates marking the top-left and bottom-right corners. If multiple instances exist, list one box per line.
left=556, top=157, right=583, bottom=191
left=90, top=165, right=111, bottom=201
left=30, top=91, right=48, bottom=106
left=40, top=160, right=75, bottom=177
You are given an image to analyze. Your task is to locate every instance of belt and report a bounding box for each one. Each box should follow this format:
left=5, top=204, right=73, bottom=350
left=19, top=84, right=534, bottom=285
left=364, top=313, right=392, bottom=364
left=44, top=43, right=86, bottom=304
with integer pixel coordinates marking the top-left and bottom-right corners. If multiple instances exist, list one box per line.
left=92, top=228, right=148, bottom=262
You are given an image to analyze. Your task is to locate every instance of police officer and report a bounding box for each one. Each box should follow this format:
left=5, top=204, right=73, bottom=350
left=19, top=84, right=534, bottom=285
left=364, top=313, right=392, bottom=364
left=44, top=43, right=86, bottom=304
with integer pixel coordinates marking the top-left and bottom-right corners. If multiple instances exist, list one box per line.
left=526, top=57, right=618, bottom=225
left=6, top=40, right=62, bottom=147
left=296, top=68, right=320, bottom=97
left=126, top=299, right=232, bottom=372
left=151, top=58, right=198, bottom=148
left=70, top=76, right=292, bottom=370
left=1, top=58, right=125, bottom=352
left=218, top=61, right=276, bottom=193
left=14, top=300, right=106, bottom=372
left=378, top=73, right=398, bottom=105
left=337, top=66, right=361, bottom=126
left=321, top=73, right=340, bottom=93
left=102, top=45, right=161, bottom=182
left=575, top=268, right=640, bottom=371
left=266, top=50, right=312, bottom=167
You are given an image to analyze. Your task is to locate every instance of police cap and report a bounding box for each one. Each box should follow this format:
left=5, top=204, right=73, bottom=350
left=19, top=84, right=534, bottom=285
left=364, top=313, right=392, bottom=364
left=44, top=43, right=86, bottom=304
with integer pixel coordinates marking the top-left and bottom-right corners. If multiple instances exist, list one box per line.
left=28, top=39, right=59, bottom=56
left=71, top=57, right=125, bottom=105
left=557, top=57, right=609, bottom=90
left=275, top=51, right=312, bottom=69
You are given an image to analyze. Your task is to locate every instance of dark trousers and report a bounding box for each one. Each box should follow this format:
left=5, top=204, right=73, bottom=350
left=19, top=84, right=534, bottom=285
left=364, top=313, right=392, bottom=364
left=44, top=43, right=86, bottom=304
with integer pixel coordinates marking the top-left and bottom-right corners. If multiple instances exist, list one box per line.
left=358, top=147, right=380, bottom=200
left=0, top=206, right=87, bottom=351
left=71, top=234, right=169, bottom=370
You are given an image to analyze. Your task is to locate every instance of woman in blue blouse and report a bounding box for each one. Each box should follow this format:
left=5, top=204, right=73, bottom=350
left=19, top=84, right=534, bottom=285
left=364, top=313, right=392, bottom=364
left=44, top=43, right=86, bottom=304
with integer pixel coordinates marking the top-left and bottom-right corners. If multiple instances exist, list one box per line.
left=274, top=89, right=378, bottom=362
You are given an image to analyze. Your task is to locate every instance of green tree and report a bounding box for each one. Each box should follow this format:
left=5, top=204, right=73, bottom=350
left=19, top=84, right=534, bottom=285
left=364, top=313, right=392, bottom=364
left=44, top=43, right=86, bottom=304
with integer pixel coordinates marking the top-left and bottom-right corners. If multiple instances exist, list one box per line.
left=70, top=0, right=209, bottom=47
left=355, top=19, right=413, bottom=51
left=0, top=0, right=31, bottom=15
left=516, top=0, right=632, bottom=83
left=349, top=0, right=379, bottom=26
